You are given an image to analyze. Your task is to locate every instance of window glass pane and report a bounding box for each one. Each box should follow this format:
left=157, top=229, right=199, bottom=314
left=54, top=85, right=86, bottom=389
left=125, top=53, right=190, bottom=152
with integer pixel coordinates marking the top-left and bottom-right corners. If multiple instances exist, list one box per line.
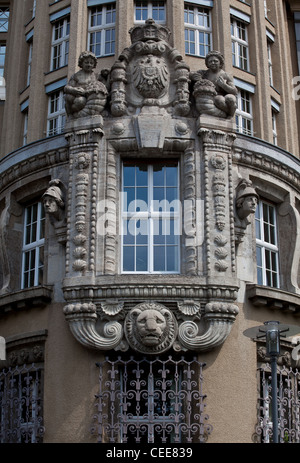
left=136, top=246, right=148, bottom=271
left=154, top=246, right=165, bottom=271
left=123, top=246, right=135, bottom=271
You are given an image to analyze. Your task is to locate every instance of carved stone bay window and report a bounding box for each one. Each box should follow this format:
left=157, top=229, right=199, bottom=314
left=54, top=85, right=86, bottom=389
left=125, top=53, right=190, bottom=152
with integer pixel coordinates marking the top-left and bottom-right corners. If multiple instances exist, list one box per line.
left=93, top=355, right=212, bottom=443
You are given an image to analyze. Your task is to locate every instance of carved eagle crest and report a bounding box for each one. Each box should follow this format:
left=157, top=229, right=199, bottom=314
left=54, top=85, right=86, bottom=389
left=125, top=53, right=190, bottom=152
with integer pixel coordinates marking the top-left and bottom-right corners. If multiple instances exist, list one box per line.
left=133, top=54, right=169, bottom=100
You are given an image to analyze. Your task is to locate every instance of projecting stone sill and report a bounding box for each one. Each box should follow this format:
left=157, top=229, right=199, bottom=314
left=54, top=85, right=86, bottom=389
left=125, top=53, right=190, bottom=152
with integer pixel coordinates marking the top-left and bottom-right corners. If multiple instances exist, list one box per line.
left=0, top=286, right=53, bottom=312
left=247, top=284, right=300, bottom=313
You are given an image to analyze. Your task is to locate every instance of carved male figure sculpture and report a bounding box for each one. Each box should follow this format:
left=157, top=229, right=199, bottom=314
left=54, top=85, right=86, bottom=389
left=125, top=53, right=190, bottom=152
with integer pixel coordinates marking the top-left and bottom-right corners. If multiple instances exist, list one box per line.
left=64, top=51, right=108, bottom=118
left=42, top=179, right=65, bottom=221
left=236, top=180, right=258, bottom=221
left=191, top=51, right=237, bottom=118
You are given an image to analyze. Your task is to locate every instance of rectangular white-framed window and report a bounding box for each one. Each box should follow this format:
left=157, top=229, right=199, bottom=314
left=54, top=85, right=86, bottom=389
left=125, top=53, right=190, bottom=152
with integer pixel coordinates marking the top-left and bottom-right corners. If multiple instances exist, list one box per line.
left=23, top=111, right=28, bottom=146
left=50, top=16, right=70, bottom=71
left=121, top=161, right=180, bottom=274
left=271, top=109, right=277, bottom=145
left=134, top=1, right=166, bottom=23
left=235, top=88, right=253, bottom=135
left=255, top=200, right=280, bottom=288
left=47, top=89, right=65, bottom=136
left=0, top=43, right=6, bottom=78
left=21, top=202, right=45, bottom=289
left=184, top=3, right=212, bottom=57
left=27, top=41, right=33, bottom=87
left=231, top=17, right=249, bottom=71
left=0, top=6, right=9, bottom=32
left=267, top=40, right=273, bottom=87
left=88, top=3, right=116, bottom=57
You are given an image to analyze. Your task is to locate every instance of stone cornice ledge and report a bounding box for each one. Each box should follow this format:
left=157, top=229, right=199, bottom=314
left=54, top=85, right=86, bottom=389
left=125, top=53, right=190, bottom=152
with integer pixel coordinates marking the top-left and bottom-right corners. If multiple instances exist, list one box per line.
left=0, top=286, right=53, bottom=312
left=247, top=284, right=300, bottom=314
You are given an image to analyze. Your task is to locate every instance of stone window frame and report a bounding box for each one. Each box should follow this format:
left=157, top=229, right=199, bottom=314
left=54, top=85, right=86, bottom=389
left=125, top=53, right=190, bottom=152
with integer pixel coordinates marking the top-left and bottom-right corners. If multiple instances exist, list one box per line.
left=184, top=2, right=212, bottom=58
left=231, top=16, right=250, bottom=72
left=134, top=1, right=166, bottom=24
left=255, top=199, right=280, bottom=289
left=120, top=160, right=181, bottom=274
left=87, top=3, right=116, bottom=58
left=50, top=15, right=70, bottom=71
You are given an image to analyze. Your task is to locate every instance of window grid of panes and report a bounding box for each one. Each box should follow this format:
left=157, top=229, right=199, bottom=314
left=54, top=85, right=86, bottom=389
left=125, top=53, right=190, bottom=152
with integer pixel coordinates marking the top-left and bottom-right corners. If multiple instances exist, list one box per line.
left=235, top=89, right=253, bottom=135
left=122, top=162, right=180, bottom=274
left=21, top=203, right=45, bottom=289
left=267, top=40, right=273, bottom=87
left=47, top=90, right=66, bottom=136
left=50, top=17, right=70, bottom=71
left=134, top=1, right=166, bottom=23
left=0, top=6, right=9, bottom=32
left=88, top=3, right=116, bottom=57
left=255, top=201, right=280, bottom=288
left=184, top=4, right=212, bottom=57
left=231, top=17, right=249, bottom=71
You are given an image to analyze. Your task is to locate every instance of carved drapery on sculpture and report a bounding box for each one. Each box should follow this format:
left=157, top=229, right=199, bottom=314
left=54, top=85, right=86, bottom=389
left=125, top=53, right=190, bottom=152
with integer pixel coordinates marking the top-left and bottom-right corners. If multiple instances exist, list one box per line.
left=60, top=20, right=242, bottom=355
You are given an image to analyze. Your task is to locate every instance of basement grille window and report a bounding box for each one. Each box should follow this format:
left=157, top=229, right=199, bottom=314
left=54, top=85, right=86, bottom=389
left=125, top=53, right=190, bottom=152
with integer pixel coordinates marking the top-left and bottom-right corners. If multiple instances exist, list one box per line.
left=93, top=355, right=212, bottom=443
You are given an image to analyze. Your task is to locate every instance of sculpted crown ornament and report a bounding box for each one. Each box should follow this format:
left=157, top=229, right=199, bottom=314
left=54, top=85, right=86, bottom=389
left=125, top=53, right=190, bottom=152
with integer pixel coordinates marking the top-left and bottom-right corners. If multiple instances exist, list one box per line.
left=129, top=18, right=171, bottom=44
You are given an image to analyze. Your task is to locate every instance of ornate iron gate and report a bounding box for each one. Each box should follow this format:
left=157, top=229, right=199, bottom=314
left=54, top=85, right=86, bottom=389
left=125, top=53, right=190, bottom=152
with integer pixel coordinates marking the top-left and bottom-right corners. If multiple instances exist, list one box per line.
left=255, top=364, right=300, bottom=443
left=93, top=355, right=212, bottom=443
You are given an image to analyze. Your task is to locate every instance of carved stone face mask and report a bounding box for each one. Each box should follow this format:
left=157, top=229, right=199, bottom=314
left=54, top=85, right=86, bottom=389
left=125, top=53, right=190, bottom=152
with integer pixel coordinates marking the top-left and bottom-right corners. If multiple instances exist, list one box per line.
left=136, top=309, right=167, bottom=346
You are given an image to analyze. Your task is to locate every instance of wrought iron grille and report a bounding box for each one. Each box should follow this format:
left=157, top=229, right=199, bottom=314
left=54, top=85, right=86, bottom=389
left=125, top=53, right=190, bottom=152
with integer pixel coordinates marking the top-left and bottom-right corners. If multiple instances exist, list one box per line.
left=0, top=363, right=44, bottom=443
left=93, top=355, right=212, bottom=443
left=255, top=364, right=300, bottom=443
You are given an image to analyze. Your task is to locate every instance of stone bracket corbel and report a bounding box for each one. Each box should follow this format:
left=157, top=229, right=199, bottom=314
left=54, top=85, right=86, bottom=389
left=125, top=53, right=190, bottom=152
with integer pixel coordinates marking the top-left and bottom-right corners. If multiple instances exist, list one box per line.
left=177, top=302, right=239, bottom=351
left=63, top=302, right=123, bottom=350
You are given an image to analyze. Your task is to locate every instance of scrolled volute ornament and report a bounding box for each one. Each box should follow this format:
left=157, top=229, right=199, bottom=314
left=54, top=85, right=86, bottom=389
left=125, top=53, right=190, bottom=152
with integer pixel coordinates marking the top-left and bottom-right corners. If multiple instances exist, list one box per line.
left=178, top=302, right=239, bottom=352
left=63, top=302, right=123, bottom=350
left=124, top=302, right=178, bottom=354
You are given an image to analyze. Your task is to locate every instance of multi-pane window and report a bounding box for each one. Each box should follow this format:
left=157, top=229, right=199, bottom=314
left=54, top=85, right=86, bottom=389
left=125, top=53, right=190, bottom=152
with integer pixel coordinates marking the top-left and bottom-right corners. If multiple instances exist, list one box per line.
left=184, top=4, right=212, bottom=57
left=267, top=41, right=273, bottom=87
left=23, top=111, right=28, bottom=146
left=0, top=44, right=6, bottom=78
left=272, top=109, right=277, bottom=145
left=88, top=3, right=116, bottom=57
left=21, top=202, right=45, bottom=289
left=50, top=17, right=70, bottom=71
left=47, top=89, right=65, bottom=136
left=0, top=6, right=9, bottom=32
left=122, top=162, right=180, bottom=274
left=134, top=1, right=166, bottom=23
left=255, top=201, right=279, bottom=288
left=231, top=17, right=249, bottom=71
left=235, top=89, right=253, bottom=135
left=27, top=41, right=33, bottom=87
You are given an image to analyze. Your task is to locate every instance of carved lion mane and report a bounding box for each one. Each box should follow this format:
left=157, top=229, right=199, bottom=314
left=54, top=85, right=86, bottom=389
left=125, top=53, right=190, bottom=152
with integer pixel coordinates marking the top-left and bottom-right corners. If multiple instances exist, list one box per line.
left=124, top=302, right=178, bottom=354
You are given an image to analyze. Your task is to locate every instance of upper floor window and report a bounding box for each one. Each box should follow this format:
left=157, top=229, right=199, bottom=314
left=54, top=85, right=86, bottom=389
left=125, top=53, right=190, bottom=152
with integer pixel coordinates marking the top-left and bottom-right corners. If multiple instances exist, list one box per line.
left=27, top=41, right=33, bottom=87
left=235, top=88, right=253, bottom=135
left=21, top=202, right=45, bottom=289
left=267, top=40, right=273, bottom=87
left=88, top=3, right=116, bottom=57
left=184, top=3, right=212, bottom=57
left=50, top=16, right=70, bottom=71
left=121, top=161, right=180, bottom=274
left=0, top=44, right=6, bottom=78
left=255, top=201, right=279, bottom=288
left=0, top=6, right=9, bottom=32
left=134, top=1, right=166, bottom=23
left=271, top=109, right=277, bottom=145
left=47, top=89, right=65, bottom=136
left=231, top=17, right=249, bottom=71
